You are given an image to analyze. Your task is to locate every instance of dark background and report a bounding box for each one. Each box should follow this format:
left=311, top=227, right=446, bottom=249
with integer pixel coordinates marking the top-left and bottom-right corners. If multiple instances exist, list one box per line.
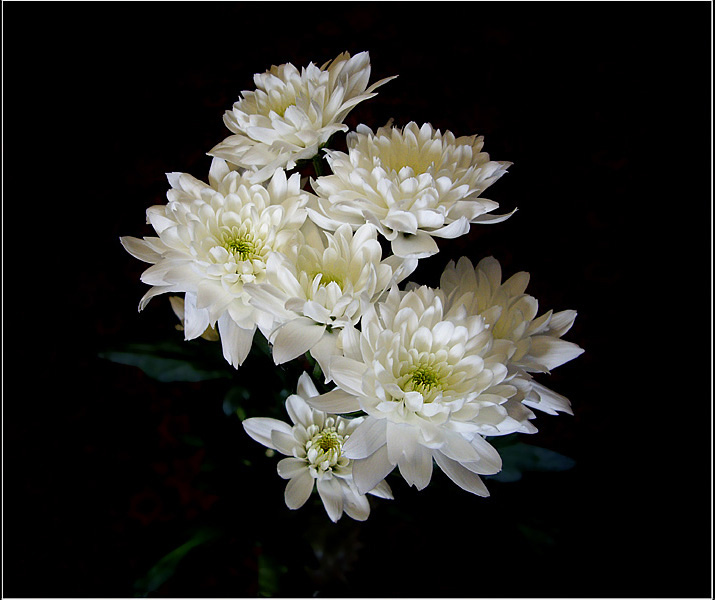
left=3, top=2, right=711, bottom=598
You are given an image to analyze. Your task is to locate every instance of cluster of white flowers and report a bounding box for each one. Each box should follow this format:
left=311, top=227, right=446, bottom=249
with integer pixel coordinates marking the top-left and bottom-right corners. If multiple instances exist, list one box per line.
left=122, top=51, right=583, bottom=523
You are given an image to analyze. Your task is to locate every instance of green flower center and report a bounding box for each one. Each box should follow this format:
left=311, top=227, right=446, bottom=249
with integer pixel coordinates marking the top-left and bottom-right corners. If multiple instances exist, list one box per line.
left=304, top=423, right=350, bottom=476
left=316, top=429, right=341, bottom=452
left=224, top=236, right=257, bottom=261
left=408, top=366, right=440, bottom=391
left=316, top=272, right=343, bottom=288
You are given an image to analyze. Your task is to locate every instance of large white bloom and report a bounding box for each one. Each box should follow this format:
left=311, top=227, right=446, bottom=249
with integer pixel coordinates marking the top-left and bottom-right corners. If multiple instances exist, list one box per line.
left=209, top=51, right=395, bottom=183
left=120, top=158, right=309, bottom=367
left=245, top=221, right=417, bottom=371
left=242, top=372, right=392, bottom=522
left=440, top=256, right=584, bottom=415
left=307, top=286, right=528, bottom=497
left=309, top=122, right=514, bottom=258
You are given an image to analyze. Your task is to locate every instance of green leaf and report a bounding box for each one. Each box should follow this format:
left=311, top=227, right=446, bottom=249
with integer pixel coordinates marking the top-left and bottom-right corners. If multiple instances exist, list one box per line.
left=133, top=527, right=222, bottom=595
left=257, top=548, right=287, bottom=597
left=223, top=386, right=250, bottom=418
left=99, top=340, right=231, bottom=382
left=488, top=443, right=576, bottom=483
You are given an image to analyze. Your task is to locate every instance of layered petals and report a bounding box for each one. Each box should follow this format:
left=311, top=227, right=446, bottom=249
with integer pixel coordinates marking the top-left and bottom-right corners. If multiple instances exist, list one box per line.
left=120, top=159, right=311, bottom=367
left=309, top=122, right=514, bottom=257
left=242, top=372, right=392, bottom=522
left=209, top=51, right=395, bottom=183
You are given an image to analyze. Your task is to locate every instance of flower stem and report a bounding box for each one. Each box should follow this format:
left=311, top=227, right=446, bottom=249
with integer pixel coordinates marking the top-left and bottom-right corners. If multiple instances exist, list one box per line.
left=312, top=152, right=326, bottom=177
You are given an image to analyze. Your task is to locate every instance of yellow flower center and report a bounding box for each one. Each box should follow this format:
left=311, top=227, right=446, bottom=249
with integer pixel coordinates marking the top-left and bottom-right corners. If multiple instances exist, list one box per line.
left=316, top=429, right=341, bottom=451
left=224, top=236, right=258, bottom=261
left=315, top=272, right=343, bottom=288
left=304, top=423, right=349, bottom=477
left=407, top=366, right=440, bottom=392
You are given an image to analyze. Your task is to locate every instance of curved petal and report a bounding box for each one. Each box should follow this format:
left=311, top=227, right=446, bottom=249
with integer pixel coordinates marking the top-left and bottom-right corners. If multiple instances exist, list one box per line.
left=385, top=421, right=421, bottom=469
left=343, top=487, right=371, bottom=522
left=397, top=443, right=433, bottom=490
left=218, top=314, right=255, bottom=368
left=547, top=310, right=578, bottom=337
left=277, top=457, right=307, bottom=479
left=434, top=450, right=490, bottom=497
left=305, top=387, right=361, bottom=414
left=351, top=445, right=395, bottom=495
left=285, top=393, right=313, bottom=427
left=242, top=417, right=293, bottom=452
left=284, top=470, right=314, bottom=509
left=317, top=477, right=344, bottom=523
left=120, top=236, right=162, bottom=263
left=342, top=417, right=387, bottom=459
left=296, top=371, right=319, bottom=400
left=525, top=380, right=573, bottom=416
left=308, top=330, right=339, bottom=379
left=271, top=429, right=299, bottom=456
left=271, top=318, right=326, bottom=364
left=390, top=231, right=439, bottom=259
left=529, top=336, right=584, bottom=371
left=366, top=479, right=393, bottom=500
left=439, top=431, right=482, bottom=463
left=182, top=293, right=211, bottom=340
left=330, top=356, right=368, bottom=396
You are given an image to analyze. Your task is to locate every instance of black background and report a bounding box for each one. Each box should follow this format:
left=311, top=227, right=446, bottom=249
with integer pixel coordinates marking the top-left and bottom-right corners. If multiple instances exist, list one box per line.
left=3, top=2, right=711, bottom=598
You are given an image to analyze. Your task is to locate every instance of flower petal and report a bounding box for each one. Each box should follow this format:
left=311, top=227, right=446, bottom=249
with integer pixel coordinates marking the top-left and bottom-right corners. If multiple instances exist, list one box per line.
left=277, top=457, right=307, bottom=479
left=351, top=445, right=395, bottom=495
left=317, top=477, right=344, bottom=523
left=434, top=450, right=490, bottom=497
left=242, top=417, right=293, bottom=452
left=330, top=356, right=368, bottom=396
left=285, top=393, right=313, bottom=427
left=343, top=417, right=387, bottom=459
left=529, top=336, right=584, bottom=371
left=525, top=380, right=574, bottom=415
left=390, top=231, right=439, bottom=259
left=284, top=469, right=314, bottom=510
left=396, top=443, right=433, bottom=490
left=271, top=318, right=326, bottom=364
left=343, top=487, right=371, bottom=521
left=304, top=387, right=361, bottom=414
left=218, top=314, right=255, bottom=368
left=295, top=371, right=319, bottom=399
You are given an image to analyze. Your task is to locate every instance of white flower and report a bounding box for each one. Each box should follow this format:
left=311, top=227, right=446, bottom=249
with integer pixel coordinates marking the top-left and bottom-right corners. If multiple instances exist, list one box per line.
left=440, top=256, right=584, bottom=415
left=242, top=372, right=392, bottom=522
left=209, top=51, right=395, bottom=183
left=120, top=158, right=309, bottom=367
left=306, top=286, right=525, bottom=497
left=309, top=122, right=515, bottom=258
left=245, top=221, right=417, bottom=371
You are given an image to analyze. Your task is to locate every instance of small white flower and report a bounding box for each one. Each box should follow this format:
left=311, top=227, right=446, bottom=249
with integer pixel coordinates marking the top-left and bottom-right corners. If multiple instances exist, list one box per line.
left=209, top=51, right=396, bottom=183
left=309, top=122, right=514, bottom=258
left=242, top=373, right=392, bottom=522
left=244, top=221, right=416, bottom=372
left=120, top=158, right=310, bottom=367
left=440, top=256, right=584, bottom=414
left=306, top=286, right=523, bottom=497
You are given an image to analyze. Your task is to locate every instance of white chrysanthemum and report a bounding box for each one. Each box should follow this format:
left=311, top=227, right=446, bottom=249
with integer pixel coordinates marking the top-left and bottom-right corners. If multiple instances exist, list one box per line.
left=120, top=158, right=309, bottom=367
left=309, top=122, right=514, bottom=258
left=245, top=221, right=416, bottom=371
left=440, top=256, right=584, bottom=415
left=307, top=286, right=527, bottom=497
left=242, top=372, right=392, bottom=522
left=209, top=51, right=395, bottom=183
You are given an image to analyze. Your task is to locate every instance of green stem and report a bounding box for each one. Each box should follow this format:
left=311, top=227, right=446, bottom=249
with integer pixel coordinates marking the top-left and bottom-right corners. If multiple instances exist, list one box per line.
left=312, top=152, right=326, bottom=177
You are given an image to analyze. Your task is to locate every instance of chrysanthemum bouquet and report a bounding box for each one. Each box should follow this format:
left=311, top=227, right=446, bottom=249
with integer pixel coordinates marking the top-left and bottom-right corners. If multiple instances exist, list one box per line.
left=120, top=51, right=583, bottom=523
